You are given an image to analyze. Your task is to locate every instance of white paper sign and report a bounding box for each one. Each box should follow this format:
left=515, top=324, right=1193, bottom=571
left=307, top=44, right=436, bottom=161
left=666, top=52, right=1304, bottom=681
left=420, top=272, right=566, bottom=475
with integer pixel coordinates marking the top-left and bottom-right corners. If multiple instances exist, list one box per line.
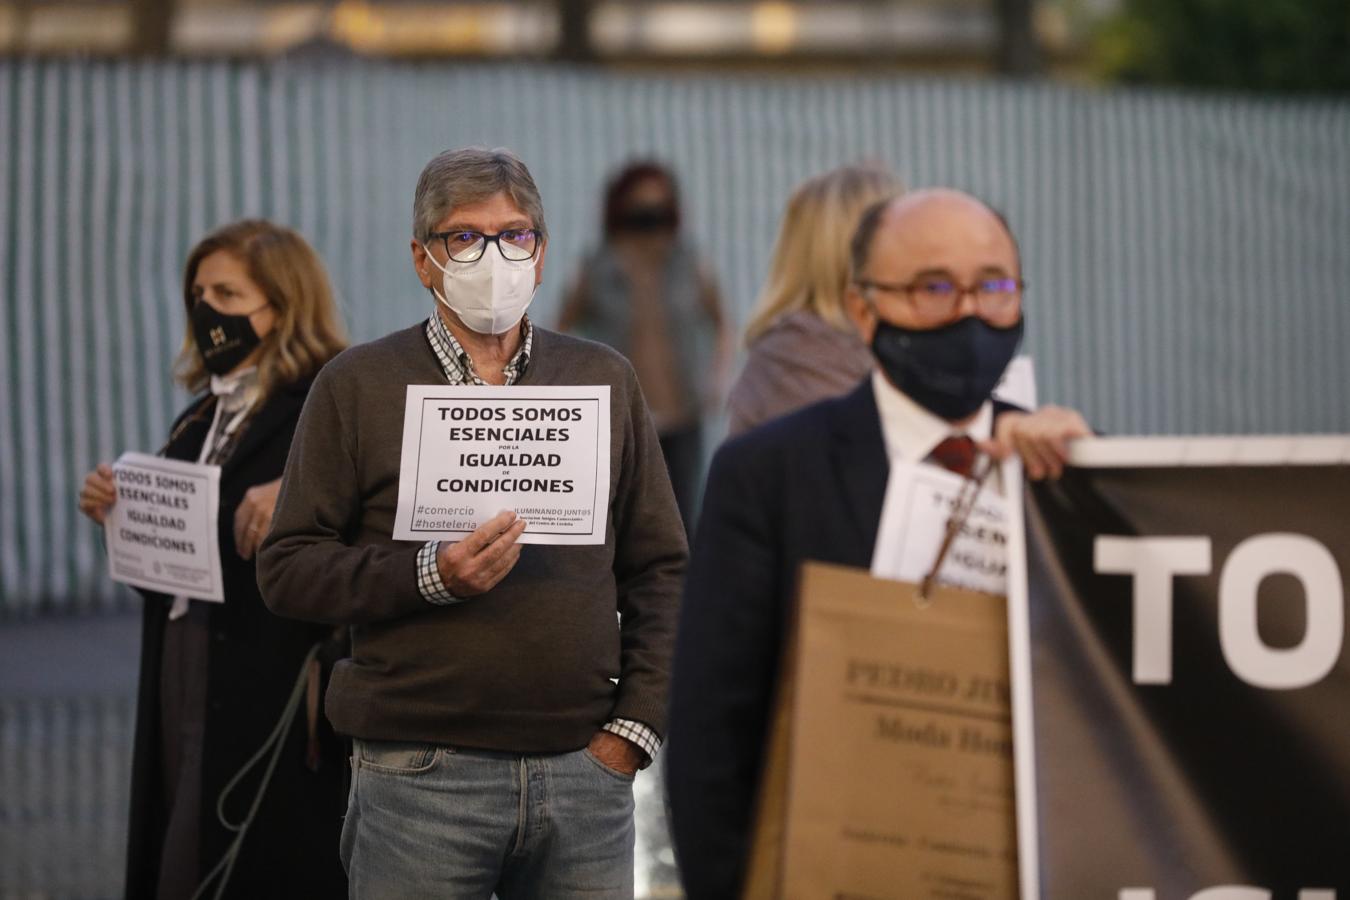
left=870, top=460, right=1009, bottom=596
left=393, top=385, right=612, bottom=545
left=105, top=452, right=224, bottom=601
left=993, top=354, right=1037, bottom=410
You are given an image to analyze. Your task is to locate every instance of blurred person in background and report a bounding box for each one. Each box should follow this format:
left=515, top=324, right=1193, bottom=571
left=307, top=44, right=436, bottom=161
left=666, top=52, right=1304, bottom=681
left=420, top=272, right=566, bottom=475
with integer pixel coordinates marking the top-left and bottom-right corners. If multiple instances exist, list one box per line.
left=77, top=220, right=349, bottom=899
left=559, top=161, right=733, bottom=530
left=726, top=164, right=902, bottom=438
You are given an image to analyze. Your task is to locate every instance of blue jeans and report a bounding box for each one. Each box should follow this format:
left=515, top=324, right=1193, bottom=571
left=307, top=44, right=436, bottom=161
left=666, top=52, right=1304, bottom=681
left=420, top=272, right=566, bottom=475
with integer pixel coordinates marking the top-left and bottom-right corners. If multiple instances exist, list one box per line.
left=340, top=739, right=636, bottom=899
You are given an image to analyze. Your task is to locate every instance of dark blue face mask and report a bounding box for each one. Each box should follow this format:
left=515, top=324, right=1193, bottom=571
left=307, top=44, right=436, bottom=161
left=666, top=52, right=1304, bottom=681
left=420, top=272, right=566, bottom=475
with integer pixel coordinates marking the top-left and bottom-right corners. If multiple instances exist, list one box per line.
left=871, top=314, right=1025, bottom=421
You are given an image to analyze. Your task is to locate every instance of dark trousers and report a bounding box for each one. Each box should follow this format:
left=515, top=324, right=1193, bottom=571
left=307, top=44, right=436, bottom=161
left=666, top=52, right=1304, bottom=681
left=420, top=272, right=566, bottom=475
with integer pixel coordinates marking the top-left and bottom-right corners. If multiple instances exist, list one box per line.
left=659, top=423, right=703, bottom=537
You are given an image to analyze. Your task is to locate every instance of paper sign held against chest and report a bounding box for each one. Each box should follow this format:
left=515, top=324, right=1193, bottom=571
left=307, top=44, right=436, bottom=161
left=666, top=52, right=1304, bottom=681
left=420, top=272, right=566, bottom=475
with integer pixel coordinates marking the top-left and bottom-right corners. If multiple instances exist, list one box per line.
left=872, top=459, right=1010, bottom=597
left=393, top=384, right=612, bottom=546
left=105, top=451, right=225, bottom=601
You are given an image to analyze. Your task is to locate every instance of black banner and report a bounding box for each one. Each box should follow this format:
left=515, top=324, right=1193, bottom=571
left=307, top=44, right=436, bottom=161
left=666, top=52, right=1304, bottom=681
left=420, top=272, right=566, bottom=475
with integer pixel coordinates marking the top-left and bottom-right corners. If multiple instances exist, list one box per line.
left=1023, top=445, right=1350, bottom=899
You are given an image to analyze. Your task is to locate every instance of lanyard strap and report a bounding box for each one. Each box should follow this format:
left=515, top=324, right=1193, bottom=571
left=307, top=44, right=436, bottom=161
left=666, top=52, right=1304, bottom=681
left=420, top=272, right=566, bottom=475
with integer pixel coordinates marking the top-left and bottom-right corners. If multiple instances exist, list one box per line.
left=917, top=455, right=995, bottom=605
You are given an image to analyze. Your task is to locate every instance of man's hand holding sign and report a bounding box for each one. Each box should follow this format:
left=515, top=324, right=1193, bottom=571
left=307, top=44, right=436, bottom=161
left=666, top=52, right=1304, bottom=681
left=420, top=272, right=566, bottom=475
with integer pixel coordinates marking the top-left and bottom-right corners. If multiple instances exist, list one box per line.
left=983, top=404, right=1090, bottom=480
left=435, top=509, right=529, bottom=596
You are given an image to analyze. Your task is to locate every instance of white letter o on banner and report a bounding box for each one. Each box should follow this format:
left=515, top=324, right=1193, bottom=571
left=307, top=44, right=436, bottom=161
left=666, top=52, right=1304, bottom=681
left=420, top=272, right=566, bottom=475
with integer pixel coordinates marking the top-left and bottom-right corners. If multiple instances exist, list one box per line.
left=1219, top=534, right=1344, bottom=690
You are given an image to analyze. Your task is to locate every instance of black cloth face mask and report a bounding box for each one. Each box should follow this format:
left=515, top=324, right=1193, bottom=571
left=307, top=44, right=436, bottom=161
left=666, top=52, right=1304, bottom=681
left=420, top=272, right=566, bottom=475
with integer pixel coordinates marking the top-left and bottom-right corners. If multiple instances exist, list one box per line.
left=871, top=314, right=1025, bottom=421
left=614, top=205, right=678, bottom=233
left=191, top=299, right=266, bottom=376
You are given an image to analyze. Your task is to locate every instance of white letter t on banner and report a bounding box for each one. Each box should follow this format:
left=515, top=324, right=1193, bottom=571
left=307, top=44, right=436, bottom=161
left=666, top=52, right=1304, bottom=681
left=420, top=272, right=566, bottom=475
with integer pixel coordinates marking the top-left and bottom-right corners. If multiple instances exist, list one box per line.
left=1095, top=536, right=1213, bottom=684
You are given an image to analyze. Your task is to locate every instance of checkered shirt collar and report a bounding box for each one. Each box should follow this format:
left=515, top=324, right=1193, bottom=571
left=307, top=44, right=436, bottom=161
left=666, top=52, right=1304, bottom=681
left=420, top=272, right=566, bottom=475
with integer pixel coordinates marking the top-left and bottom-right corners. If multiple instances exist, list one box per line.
left=425, top=311, right=533, bottom=386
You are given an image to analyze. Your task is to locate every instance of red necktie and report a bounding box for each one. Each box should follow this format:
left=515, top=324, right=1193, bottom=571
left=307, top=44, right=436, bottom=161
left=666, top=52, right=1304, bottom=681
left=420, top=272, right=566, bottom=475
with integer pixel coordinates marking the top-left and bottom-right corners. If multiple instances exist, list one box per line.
left=928, top=435, right=976, bottom=478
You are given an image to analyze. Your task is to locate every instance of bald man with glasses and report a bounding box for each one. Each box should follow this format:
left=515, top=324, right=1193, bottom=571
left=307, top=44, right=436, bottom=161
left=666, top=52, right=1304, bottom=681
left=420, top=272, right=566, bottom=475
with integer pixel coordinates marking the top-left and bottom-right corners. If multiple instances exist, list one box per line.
left=667, top=189, right=1091, bottom=899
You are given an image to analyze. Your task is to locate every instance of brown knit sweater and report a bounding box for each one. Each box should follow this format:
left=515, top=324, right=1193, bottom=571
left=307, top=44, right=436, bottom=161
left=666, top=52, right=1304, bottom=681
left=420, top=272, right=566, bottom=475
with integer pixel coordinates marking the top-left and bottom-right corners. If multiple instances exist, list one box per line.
left=257, top=322, right=687, bottom=753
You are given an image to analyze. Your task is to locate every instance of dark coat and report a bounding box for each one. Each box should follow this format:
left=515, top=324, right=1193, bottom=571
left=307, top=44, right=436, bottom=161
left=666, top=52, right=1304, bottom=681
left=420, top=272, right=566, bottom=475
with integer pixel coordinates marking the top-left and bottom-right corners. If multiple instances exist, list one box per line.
left=125, top=376, right=348, bottom=900
left=666, top=378, right=1018, bottom=899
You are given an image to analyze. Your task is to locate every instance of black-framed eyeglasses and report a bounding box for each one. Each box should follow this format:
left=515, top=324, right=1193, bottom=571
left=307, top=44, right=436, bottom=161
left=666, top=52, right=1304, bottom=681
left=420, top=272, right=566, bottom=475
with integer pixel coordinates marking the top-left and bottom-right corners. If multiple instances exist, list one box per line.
left=856, top=274, right=1026, bottom=324
left=429, top=228, right=541, bottom=263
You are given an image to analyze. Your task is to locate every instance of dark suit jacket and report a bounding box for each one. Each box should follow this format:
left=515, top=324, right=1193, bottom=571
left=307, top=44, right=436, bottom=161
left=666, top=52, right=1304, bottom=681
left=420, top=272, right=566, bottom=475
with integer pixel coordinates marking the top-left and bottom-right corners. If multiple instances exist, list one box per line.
left=125, top=376, right=348, bottom=899
left=667, top=377, right=1018, bottom=899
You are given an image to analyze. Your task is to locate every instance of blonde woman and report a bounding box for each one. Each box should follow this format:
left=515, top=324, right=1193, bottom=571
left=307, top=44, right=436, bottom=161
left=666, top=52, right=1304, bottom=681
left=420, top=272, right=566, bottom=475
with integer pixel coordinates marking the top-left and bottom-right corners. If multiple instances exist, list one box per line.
left=726, top=165, right=902, bottom=437
left=77, top=220, right=348, bottom=899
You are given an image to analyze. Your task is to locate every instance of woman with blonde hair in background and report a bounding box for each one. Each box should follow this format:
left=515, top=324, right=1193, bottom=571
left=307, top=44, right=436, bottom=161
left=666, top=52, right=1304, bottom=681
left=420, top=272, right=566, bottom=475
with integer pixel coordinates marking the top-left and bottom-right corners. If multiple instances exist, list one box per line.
left=77, top=220, right=349, bottom=898
left=726, top=164, right=902, bottom=437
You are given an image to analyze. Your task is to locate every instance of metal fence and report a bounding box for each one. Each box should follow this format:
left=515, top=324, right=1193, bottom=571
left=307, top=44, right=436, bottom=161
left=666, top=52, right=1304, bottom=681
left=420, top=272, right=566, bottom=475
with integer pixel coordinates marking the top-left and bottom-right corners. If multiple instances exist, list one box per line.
left=2, top=60, right=1349, bottom=615
left=0, top=695, right=134, bottom=898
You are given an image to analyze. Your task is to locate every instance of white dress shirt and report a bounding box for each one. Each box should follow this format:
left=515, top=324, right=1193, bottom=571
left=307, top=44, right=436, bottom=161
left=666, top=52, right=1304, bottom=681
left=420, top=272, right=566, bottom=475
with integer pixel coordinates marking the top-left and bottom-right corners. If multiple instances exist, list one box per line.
left=871, top=369, right=993, bottom=464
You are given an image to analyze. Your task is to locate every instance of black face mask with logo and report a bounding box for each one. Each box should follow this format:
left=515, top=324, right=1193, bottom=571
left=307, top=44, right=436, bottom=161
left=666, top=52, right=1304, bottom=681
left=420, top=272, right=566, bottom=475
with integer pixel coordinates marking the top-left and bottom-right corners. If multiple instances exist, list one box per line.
left=871, top=314, right=1025, bottom=421
left=190, top=300, right=264, bottom=376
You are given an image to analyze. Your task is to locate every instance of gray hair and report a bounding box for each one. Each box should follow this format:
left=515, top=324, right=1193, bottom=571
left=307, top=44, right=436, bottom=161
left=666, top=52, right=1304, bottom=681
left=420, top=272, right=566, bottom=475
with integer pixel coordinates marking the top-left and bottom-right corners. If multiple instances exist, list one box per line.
left=412, top=147, right=548, bottom=242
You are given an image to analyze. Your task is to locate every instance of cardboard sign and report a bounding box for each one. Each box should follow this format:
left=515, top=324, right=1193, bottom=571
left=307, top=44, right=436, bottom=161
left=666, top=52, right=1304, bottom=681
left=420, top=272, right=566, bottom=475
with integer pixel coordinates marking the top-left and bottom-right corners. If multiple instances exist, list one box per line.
left=745, top=562, right=1019, bottom=900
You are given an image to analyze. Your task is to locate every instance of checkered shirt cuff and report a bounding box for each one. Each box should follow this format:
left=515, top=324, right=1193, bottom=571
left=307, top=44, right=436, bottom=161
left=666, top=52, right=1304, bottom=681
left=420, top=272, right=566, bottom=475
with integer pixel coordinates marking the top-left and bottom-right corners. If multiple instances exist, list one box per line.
left=603, top=718, right=662, bottom=768
left=416, top=541, right=462, bottom=606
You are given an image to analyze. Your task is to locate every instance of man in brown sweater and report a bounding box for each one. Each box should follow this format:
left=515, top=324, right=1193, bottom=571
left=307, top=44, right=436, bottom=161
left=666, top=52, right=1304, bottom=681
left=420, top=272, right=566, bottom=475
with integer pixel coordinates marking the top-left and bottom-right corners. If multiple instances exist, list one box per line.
left=257, top=147, right=687, bottom=899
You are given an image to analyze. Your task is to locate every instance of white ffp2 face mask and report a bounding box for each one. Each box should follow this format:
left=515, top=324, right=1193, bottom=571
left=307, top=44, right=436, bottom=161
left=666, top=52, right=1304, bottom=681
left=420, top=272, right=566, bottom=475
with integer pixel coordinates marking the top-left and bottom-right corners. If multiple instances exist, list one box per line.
left=423, top=242, right=538, bottom=335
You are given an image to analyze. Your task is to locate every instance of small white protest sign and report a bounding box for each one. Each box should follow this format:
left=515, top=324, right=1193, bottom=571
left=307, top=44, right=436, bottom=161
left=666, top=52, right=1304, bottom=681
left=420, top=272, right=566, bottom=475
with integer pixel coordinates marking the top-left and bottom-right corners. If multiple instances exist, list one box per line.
left=870, top=459, right=1010, bottom=597
left=105, top=452, right=224, bottom=601
left=994, top=354, right=1037, bottom=410
left=394, top=385, right=611, bottom=545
